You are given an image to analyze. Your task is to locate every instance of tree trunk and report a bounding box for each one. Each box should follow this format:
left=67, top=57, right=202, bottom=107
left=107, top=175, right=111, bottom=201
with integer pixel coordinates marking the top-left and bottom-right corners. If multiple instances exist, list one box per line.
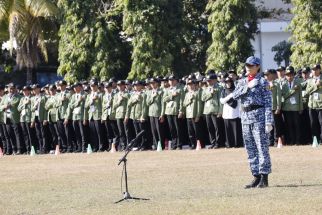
left=26, top=68, right=33, bottom=85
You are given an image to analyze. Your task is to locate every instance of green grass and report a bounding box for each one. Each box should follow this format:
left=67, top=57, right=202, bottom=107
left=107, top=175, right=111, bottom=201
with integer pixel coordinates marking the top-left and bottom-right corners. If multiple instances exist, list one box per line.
left=0, top=146, right=322, bottom=215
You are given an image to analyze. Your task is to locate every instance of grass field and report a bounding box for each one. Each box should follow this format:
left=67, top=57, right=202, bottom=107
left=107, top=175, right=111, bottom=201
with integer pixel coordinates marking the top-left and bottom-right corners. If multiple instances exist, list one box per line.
left=0, top=146, right=322, bottom=215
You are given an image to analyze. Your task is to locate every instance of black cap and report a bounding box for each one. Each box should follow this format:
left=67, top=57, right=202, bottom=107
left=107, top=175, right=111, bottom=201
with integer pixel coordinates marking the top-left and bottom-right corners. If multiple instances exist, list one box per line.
left=7, top=83, right=16, bottom=88
left=104, top=82, right=113, bottom=88
left=0, top=84, right=5, bottom=90
left=285, top=66, right=295, bottom=75
left=206, top=69, right=215, bottom=75
left=187, top=79, right=197, bottom=85
left=125, top=80, right=132, bottom=85
left=206, top=74, right=217, bottom=81
left=276, top=66, right=286, bottom=71
left=59, top=80, right=67, bottom=86
left=225, top=77, right=233, bottom=83
left=109, top=77, right=117, bottom=83
left=117, top=80, right=126, bottom=85
left=168, top=75, right=177, bottom=81
left=49, top=85, right=56, bottom=90
left=149, top=77, right=159, bottom=83
left=32, top=84, right=40, bottom=89
left=228, top=69, right=237, bottom=75
left=90, top=80, right=98, bottom=86
left=73, top=82, right=82, bottom=88
left=312, top=64, right=321, bottom=70
left=22, top=86, right=31, bottom=91
left=133, top=80, right=144, bottom=86
left=302, top=67, right=311, bottom=73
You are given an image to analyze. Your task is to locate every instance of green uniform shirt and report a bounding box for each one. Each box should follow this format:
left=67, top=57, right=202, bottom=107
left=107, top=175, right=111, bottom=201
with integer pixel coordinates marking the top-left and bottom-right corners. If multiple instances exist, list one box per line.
left=306, top=75, right=322, bottom=109
left=85, top=91, right=103, bottom=121
left=163, top=85, right=184, bottom=115
left=183, top=89, right=201, bottom=119
left=146, top=88, right=164, bottom=117
left=68, top=92, right=86, bottom=121
left=56, top=91, right=71, bottom=120
left=112, top=91, right=129, bottom=119
left=269, top=80, right=282, bottom=111
left=126, top=91, right=147, bottom=120
left=31, top=94, right=47, bottom=122
left=45, top=94, right=59, bottom=123
left=201, top=84, right=223, bottom=115
left=18, top=96, right=32, bottom=123
left=102, top=91, right=116, bottom=121
left=281, top=78, right=303, bottom=111
left=0, top=93, right=21, bottom=124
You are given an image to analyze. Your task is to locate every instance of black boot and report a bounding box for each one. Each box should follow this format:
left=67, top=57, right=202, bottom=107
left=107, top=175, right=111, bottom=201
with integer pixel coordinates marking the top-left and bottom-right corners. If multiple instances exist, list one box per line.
left=244, top=175, right=261, bottom=189
left=257, top=174, right=269, bottom=188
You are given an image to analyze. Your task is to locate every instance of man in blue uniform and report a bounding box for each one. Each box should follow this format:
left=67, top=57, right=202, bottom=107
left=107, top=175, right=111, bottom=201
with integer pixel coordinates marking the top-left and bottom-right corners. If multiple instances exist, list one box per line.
left=221, top=56, right=273, bottom=188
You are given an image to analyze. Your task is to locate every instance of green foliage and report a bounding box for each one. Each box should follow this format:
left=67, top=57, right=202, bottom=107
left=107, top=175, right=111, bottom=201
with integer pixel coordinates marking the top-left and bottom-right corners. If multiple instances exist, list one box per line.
left=272, top=40, right=292, bottom=66
left=58, top=0, right=131, bottom=82
left=288, top=0, right=322, bottom=68
left=206, top=0, right=258, bottom=71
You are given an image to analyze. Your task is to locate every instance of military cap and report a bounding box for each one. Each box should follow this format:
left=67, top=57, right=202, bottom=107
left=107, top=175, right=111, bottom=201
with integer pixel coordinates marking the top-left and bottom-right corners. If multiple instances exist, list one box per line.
left=302, top=67, right=311, bottom=73
left=22, top=86, right=32, bottom=91
left=206, top=74, right=217, bottom=81
left=117, top=80, right=126, bottom=85
left=109, top=77, right=117, bottom=83
left=59, top=80, right=67, bottom=86
left=206, top=69, right=216, bottom=75
left=276, top=66, right=286, bottom=71
left=7, top=83, right=16, bottom=88
left=228, top=69, right=237, bottom=75
left=84, top=86, right=90, bottom=92
left=90, top=80, right=98, bottom=86
left=44, top=84, right=50, bottom=89
left=133, top=80, right=144, bottom=86
left=49, top=85, right=56, bottom=90
left=187, top=79, right=197, bottom=85
left=245, top=56, right=261, bottom=66
left=312, top=64, right=321, bottom=70
left=125, top=80, right=132, bottom=85
left=104, top=82, right=113, bottom=88
left=285, top=66, right=295, bottom=75
left=32, top=84, right=40, bottom=89
left=149, top=77, right=160, bottom=83
left=168, top=75, right=177, bottom=80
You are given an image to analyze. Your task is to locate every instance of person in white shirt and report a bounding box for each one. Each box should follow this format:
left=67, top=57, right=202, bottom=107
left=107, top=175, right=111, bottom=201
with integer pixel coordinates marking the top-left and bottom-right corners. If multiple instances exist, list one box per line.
left=221, top=77, right=243, bottom=148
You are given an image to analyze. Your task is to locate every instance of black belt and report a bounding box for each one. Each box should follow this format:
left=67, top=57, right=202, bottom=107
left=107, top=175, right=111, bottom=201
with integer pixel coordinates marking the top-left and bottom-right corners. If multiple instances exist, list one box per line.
left=242, top=105, right=264, bottom=112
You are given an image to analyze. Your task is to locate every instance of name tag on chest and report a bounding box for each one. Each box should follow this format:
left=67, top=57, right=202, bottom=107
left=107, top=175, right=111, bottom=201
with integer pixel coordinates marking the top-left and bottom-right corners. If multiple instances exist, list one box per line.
left=314, top=93, right=320, bottom=100
left=290, top=97, right=297, bottom=105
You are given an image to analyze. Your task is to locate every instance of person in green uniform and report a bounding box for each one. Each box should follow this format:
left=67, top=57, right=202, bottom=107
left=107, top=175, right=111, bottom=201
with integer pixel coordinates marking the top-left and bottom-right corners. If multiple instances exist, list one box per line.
left=31, top=84, right=48, bottom=153
left=126, top=80, right=147, bottom=150
left=306, top=64, right=322, bottom=144
left=201, top=74, right=223, bottom=149
left=112, top=80, right=130, bottom=151
left=85, top=79, right=104, bottom=152
left=0, top=83, right=22, bottom=154
left=300, top=67, right=312, bottom=144
left=183, top=79, right=201, bottom=149
left=18, top=86, right=33, bottom=153
left=281, top=66, right=303, bottom=145
left=163, top=75, right=184, bottom=150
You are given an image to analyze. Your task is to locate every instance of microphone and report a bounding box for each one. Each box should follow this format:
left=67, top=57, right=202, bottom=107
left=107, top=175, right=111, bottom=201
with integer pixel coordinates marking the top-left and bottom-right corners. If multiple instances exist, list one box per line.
left=126, top=130, right=145, bottom=151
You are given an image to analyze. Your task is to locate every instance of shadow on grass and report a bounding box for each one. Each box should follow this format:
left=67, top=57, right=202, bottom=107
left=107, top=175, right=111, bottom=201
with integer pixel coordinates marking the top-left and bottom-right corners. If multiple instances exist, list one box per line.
left=272, top=184, right=322, bottom=188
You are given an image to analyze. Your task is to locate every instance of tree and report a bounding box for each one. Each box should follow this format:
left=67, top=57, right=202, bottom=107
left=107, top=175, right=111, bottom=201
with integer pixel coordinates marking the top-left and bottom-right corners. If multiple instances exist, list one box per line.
left=0, top=0, right=58, bottom=84
left=288, top=0, right=322, bottom=68
left=178, top=0, right=210, bottom=75
left=58, top=0, right=131, bottom=82
left=272, top=40, right=292, bottom=66
left=122, top=0, right=184, bottom=79
left=206, top=0, right=258, bottom=71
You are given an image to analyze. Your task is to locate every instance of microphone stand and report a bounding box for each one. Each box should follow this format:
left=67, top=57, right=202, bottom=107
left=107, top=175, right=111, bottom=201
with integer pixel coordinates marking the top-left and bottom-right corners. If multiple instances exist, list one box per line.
left=115, top=131, right=149, bottom=204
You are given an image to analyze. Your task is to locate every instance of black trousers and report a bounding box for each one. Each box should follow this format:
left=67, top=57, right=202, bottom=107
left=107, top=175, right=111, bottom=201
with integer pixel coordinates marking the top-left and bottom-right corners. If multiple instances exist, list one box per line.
left=20, top=122, right=32, bottom=152
left=149, top=117, right=163, bottom=149
left=105, top=119, right=120, bottom=148
left=166, top=115, right=181, bottom=149
left=6, top=119, right=21, bottom=152
left=89, top=119, right=104, bottom=151
left=205, top=114, right=222, bottom=147
left=300, top=108, right=312, bottom=144
left=224, top=118, right=243, bottom=148
left=133, top=120, right=146, bottom=149
left=187, top=118, right=198, bottom=148
left=34, top=117, right=47, bottom=152
left=283, top=111, right=301, bottom=145
left=73, top=120, right=87, bottom=151
left=0, top=123, right=9, bottom=153
left=309, top=108, right=322, bottom=143
left=57, top=119, right=70, bottom=150
left=273, top=111, right=284, bottom=140
left=117, top=119, right=128, bottom=150
left=48, top=121, right=60, bottom=149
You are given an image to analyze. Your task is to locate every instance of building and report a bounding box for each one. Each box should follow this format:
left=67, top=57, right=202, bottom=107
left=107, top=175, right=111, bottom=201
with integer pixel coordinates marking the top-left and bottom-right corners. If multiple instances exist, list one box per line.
left=252, top=0, right=293, bottom=71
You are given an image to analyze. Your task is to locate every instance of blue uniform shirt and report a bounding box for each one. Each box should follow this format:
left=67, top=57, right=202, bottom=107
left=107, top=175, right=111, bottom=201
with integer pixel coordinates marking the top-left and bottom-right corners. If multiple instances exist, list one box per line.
left=231, top=73, right=273, bottom=125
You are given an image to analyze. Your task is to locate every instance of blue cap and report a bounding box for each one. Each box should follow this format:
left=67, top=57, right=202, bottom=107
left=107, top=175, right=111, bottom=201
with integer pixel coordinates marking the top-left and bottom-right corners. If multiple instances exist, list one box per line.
left=245, top=56, right=261, bottom=65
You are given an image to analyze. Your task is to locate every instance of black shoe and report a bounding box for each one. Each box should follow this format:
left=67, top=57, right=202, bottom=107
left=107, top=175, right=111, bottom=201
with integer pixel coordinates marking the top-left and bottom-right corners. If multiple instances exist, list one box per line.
left=213, top=145, right=219, bottom=149
left=257, top=174, right=269, bottom=188
left=244, top=175, right=261, bottom=189
left=15, top=150, right=22, bottom=155
left=61, top=149, right=67, bottom=153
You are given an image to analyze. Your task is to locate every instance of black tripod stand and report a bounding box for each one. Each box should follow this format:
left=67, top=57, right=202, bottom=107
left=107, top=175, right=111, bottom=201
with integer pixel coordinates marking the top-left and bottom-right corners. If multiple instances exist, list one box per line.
left=115, top=130, right=150, bottom=204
